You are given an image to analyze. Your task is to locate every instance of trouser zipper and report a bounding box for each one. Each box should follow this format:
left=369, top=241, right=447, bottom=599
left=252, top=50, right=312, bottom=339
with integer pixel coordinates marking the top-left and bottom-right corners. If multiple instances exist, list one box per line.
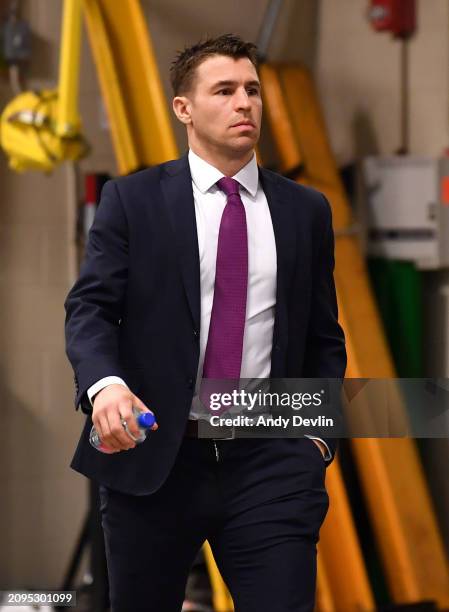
left=213, top=440, right=219, bottom=462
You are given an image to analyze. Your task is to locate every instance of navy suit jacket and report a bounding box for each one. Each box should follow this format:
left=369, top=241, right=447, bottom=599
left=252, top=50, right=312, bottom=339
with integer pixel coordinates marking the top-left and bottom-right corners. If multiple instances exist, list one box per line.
left=64, top=153, right=346, bottom=495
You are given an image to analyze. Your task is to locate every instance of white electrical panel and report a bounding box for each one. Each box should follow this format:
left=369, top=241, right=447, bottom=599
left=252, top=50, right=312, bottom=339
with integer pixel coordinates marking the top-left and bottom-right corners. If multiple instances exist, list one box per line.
left=362, top=155, right=449, bottom=269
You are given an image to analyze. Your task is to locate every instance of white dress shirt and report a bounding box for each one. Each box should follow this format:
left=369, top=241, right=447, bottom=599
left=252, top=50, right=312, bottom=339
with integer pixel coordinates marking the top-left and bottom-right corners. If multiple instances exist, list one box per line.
left=87, top=149, right=331, bottom=460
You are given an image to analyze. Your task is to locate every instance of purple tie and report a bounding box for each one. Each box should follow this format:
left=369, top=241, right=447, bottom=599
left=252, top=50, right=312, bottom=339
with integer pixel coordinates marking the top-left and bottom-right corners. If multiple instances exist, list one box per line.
left=202, top=177, right=248, bottom=387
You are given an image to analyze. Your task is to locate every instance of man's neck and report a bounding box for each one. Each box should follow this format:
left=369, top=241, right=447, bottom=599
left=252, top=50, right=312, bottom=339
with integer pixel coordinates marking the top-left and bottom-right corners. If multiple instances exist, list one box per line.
left=188, top=143, right=254, bottom=177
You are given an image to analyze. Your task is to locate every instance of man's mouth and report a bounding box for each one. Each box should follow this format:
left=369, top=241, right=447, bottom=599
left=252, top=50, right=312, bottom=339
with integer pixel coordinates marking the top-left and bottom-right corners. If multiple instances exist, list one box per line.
left=231, top=121, right=255, bottom=128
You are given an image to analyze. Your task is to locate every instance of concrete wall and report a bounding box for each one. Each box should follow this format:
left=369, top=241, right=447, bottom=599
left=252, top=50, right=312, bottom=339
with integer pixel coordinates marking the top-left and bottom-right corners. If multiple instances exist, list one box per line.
left=0, top=0, right=448, bottom=589
left=316, top=0, right=449, bottom=163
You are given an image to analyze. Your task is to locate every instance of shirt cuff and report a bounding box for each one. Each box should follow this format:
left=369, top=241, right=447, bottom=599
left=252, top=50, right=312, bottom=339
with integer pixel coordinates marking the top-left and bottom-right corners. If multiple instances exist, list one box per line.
left=304, top=435, right=332, bottom=462
left=87, top=376, right=129, bottom=407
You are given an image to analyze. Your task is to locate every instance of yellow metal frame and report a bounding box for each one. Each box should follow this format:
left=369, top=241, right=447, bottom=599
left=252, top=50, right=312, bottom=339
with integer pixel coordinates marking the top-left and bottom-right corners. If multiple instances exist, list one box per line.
left=0, top=0, right=88, bottom=172
left=82, top=0, right=139, bottom=173
left=82, top=0, right=177, bottom=174
left=56, top=0, right=83, bottom=137
left=203, top=541, right=233, bottom=612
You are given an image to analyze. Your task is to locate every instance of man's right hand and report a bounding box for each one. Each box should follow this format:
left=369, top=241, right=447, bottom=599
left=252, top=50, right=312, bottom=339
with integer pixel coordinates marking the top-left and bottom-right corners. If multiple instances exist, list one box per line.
left=92, top=384, right=158, bottom=452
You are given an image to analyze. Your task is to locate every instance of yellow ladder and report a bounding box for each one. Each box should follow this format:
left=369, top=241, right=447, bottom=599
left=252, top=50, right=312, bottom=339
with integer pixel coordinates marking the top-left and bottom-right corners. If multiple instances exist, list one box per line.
left=260, top=62, right=449, bottom=608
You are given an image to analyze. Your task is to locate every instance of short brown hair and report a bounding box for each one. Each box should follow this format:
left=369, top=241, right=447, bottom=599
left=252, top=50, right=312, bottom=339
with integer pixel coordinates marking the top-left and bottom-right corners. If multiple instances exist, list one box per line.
left=170, top=33, right=259, bottom=96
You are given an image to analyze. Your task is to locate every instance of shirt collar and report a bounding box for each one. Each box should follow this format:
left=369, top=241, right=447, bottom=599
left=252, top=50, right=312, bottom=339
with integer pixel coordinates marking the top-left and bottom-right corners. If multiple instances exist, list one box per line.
left=188, top=149, right=258, bottom=198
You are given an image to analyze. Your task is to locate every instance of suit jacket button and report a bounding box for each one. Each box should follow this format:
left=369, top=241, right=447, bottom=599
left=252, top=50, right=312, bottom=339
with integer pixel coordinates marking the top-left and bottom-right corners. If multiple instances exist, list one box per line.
left=188, top=378, right=194, bottom=389
left=193, top=330, right=199, bottom=339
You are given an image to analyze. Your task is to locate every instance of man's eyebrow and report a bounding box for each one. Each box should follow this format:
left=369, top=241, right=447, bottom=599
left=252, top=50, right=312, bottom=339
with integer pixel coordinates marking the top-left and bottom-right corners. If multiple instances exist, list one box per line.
left=210, top=79, right=261, bottom=89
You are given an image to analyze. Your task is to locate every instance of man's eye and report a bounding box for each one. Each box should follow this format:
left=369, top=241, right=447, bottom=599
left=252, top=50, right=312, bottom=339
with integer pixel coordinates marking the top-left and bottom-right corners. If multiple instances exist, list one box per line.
left=247, top=88, right=260, bottom=95
left=217, top=89, right=231, bottom=95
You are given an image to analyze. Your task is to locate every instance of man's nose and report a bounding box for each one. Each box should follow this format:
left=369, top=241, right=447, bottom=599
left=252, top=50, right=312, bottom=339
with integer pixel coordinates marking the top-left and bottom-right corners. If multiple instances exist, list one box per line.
left=234, top=88, right=251, bottom=109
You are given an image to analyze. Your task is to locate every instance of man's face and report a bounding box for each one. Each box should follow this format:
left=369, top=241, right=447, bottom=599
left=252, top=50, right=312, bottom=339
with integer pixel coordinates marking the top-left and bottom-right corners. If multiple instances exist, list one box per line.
left=177, top=55, right=262, bottom=155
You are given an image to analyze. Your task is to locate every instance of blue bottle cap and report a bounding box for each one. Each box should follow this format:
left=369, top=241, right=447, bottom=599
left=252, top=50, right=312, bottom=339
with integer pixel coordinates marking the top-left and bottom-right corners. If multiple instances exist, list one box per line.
left=137, top=412, right=156, bottom=429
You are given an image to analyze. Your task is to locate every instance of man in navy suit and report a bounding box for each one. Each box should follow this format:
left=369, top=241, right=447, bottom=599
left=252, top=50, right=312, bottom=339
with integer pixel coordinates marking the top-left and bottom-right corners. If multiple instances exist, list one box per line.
left=65, top=34, right=346, bottom=612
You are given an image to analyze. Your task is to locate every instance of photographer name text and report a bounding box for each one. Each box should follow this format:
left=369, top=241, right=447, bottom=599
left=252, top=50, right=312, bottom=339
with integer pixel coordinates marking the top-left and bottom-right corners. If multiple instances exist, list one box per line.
left=209, top=415, right=334, bottom=428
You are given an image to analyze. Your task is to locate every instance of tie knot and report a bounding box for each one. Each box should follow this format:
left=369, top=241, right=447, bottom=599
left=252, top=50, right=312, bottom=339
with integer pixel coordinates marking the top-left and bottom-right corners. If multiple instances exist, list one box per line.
left=217, top=177, right=240, bottom=197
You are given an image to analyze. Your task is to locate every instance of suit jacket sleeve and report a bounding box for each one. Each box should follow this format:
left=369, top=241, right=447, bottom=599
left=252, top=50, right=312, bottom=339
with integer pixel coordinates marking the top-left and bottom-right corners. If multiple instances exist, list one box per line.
left=64, top=180, right=129, bottom=414
left=303, top=195, right=347, bottom=461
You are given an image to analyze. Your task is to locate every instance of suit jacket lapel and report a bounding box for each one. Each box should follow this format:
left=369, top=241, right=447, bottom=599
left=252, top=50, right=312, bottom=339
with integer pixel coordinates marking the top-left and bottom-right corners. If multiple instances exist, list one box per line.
left=161, top=154, right=201, bottom=332
left=259, top=167, right=296, bottom=358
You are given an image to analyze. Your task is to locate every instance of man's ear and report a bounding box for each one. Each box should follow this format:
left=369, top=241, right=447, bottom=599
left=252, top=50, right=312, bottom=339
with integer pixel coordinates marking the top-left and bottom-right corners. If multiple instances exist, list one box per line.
left=172, top=96, right=192, bottom=125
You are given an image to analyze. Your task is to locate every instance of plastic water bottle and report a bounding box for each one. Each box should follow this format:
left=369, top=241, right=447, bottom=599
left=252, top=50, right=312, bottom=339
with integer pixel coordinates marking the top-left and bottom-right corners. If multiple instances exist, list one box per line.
left=89, top=406, right=156, bottom=454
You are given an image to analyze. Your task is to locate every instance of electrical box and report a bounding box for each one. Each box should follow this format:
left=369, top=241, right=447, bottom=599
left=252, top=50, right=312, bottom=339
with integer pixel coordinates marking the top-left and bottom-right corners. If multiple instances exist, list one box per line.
left=362, top=155, right=449, bottom=269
